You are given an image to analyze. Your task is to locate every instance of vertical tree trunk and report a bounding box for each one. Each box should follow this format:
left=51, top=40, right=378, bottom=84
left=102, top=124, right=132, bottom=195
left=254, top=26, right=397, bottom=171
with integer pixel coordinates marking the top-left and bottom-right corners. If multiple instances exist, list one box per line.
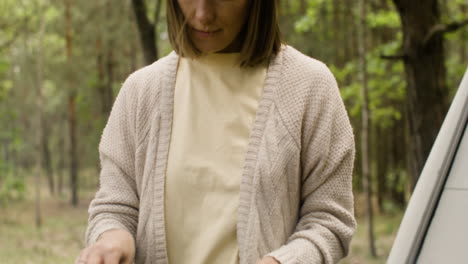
left=343, top=4, right=353, bottom=62
left=34, top=6, right=48, bottom=228
left=391, top=0, right=450, bottom=185
left=40, top=116, right=54, bottom=195
left=390, top=114, right=408, bottom=208
left=1, top=139, right=9, bottom=169
left=105, top=41, right=115, bottom=114
left=131, top=0, right=159, bottom=65
left=58, top=131, right=65, bottom=196
left=65, top=0, right=79, bottom=207
left=11, top=138, right=17, bottom=176
left=332, top=0, right=344, bottom=66
left=300, top=0, right=307, bottom=14
left=69, top=94, right=78, bottom=206
left=375, top=126, right=388, bottom=213
left=359, top=0, right=377, bottom=257
left=96, top=36, right=114, bottom=116
left=460, top=5, right=467, bottom=63
left=129, top=39, right=138, bottom=73
left=96, top=37, right=107, bottom=115
left=391, top=120, right=407, bottom=207
left=37, top=21, right=54, bottom=196
left=35, top=167, right=42, bottom=228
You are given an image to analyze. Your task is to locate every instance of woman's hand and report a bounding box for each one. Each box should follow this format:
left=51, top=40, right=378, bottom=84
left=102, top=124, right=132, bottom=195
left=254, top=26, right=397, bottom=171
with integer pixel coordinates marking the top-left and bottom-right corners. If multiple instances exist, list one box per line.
left=256, top=256, right=281, bottom=264
left=75, top=229, right=135, bottom=264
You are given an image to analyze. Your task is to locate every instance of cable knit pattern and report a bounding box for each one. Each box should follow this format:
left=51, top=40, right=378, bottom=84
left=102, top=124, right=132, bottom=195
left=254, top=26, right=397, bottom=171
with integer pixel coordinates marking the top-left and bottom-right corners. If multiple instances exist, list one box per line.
left=85, top=45, right=356, bottom=264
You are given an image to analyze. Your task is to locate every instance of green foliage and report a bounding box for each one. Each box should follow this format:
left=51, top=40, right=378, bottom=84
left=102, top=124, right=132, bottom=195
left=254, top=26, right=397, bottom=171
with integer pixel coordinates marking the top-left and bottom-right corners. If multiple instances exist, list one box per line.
left=366, top=10, right=400, bottom=29
left=445, top=27, right=468, bottom=97
left=0, top=175, right=26, bottom=206
left=294, top=0, right=328, bottom=33
left=329, top=0, right=407, bottom=128
left=330, top=63, right=361, bottom=117
left=44, top=3, right=60, bottom=22
left=382, top=199, right=401, bottom=215
left=443, top=0, right=468, bottom=22
left=333, top=48, right=406, bottom=129
left=0, top=59, right=8, bottom=74
left=0, top=59, right=11, bottom=102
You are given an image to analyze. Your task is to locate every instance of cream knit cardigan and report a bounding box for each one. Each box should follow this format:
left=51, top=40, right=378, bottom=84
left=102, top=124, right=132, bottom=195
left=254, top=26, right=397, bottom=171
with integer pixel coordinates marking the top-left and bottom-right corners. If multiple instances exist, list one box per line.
left=85, top=45, right=356, bottom=264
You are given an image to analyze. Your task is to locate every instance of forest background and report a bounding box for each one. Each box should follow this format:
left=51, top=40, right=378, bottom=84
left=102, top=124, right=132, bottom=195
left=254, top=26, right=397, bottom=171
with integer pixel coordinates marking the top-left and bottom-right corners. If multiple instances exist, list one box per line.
left=0, top=0, right=467, bottom=263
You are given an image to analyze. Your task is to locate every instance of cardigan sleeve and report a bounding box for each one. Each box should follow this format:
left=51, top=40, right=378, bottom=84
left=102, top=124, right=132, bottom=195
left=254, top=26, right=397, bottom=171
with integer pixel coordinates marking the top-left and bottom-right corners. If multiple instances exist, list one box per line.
left=85, top=75, right=140, bottom=246
left=266, top=65, right=356, bottom=264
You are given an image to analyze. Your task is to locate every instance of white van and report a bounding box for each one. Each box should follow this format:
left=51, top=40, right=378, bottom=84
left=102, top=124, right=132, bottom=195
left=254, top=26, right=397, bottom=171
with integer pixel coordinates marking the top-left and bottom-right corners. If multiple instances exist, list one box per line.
left=387, top=68, right=468, bottom=264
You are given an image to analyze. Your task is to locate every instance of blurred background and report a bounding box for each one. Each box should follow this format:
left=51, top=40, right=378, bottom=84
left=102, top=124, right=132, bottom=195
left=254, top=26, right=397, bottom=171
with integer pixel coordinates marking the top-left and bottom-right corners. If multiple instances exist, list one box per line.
left=0, top=0, right=466, bottom=263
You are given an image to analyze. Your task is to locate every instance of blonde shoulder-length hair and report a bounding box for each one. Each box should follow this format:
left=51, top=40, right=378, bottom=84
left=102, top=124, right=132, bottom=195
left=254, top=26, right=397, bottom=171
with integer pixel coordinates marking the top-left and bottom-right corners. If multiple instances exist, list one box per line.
left=166, top=0, right=282, bottom=67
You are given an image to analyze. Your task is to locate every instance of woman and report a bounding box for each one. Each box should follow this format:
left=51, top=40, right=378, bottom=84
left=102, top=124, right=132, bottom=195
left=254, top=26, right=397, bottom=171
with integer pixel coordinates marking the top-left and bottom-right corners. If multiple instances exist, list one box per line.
left=76, top=0, right=356, bottom=263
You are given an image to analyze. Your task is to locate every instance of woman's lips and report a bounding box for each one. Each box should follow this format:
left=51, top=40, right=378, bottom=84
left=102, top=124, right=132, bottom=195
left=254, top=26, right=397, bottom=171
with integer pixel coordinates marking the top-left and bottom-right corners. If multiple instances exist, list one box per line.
left=192, top=28, right=221, bottom=38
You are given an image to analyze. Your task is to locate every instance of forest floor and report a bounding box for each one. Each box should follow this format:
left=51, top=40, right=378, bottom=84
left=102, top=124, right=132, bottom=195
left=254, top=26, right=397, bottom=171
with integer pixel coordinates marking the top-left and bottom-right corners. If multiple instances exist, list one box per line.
left=342, top=211, right=403, bottom=264
left=0, top=182, right=403, bottom=264
left=0, top=186, right=93, bottom=264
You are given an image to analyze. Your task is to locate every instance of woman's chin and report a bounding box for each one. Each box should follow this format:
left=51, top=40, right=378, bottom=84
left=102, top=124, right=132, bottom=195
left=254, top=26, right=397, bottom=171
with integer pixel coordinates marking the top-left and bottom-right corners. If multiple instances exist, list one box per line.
left=197, top=46, right=223, bottom=54
left=193, top=40, right=237, bottom=54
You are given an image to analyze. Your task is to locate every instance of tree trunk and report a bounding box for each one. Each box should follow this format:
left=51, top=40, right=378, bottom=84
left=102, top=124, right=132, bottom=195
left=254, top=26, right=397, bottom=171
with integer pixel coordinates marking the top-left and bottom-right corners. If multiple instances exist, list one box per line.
left=1, top=139, right=9, bottom=169
left=105, top=41, right=115, bottom=114
left=131, top=0, right=158, bottom=65
left=460, top=5, right=467, bottom=63
left=391, top=120, right=407, bottom=208
left=34, top=7, right=55, bottom=196
left=343, top=4, right=353, bottom=62
left=375, top=126, right=388, bottom=213
left=300, top=0, right=307, bottom=14
left=41, top=116, right=54, bottom=195
left=34, top=4, right=48, bottom=228
left=390, top=114, right=408, bottom=208
left=96, top=37, right=114, bottom=116
left=69, top=94, right=78, bottom=206
left=35, top=167, right=42, bottom=228
left=332, top=0, right=343, bottom=66
left=58, top=131, right=65, bottom=196
left=391, top=0, right=450, bottom=185
left=359, top=0, right=377, bottom=257
left=65, top=0, right=79, bottom=207
left=96, top=38, right=107, bottom=116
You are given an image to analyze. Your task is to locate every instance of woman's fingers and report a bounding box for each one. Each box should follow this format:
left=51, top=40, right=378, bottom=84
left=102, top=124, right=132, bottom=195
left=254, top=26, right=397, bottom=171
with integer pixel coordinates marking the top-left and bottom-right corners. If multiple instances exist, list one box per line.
left=81, top=245, right=122, bottom=264
left=75, top=229, right=135, bottom=264
left=74, top=256, right=86, bottom=264
left=76, top=246, right=104, bottom=264
left=87, top=251, right=104, bottom=264
left=103, top=251, right=122, bottom=264
left=75, top=248, right=91, bottom=264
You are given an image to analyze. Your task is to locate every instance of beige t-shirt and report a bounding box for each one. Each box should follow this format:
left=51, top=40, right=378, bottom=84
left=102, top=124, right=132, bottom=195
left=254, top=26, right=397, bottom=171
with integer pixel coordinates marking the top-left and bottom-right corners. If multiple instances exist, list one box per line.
left=165, top=53, right=267, bottom=264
